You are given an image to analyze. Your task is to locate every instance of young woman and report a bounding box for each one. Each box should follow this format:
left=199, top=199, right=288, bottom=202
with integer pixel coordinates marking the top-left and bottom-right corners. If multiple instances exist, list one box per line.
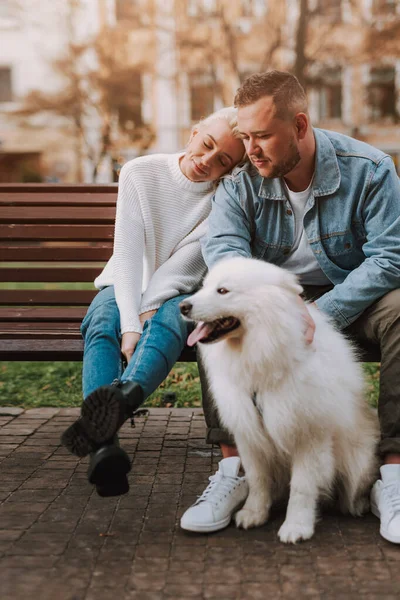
left=61, top=107, right=245, bottom=496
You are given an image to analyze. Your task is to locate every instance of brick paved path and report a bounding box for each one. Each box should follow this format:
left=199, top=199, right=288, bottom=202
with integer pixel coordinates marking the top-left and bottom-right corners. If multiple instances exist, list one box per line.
left=0, top=407, right=399, bottom=600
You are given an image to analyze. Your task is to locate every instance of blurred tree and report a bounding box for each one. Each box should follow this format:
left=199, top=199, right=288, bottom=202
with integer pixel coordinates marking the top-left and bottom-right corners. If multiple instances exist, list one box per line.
left=176, top=0, right=285, bottom=109
left=363, top=9, right=400, bottom=123
left=364, top=9, right=400, bottom=58
left=175, top=0, right=365, bottom=119
left=12, top=1, right=154, bottom=182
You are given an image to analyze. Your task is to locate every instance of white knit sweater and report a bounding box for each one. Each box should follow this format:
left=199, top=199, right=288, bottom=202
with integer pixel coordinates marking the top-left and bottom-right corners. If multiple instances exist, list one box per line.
left=95, top=153, right=214, bottom=334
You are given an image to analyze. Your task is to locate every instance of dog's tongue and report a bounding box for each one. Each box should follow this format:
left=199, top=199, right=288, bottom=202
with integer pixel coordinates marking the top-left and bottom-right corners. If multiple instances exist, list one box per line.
left=187, top=322, right=213, bottom=346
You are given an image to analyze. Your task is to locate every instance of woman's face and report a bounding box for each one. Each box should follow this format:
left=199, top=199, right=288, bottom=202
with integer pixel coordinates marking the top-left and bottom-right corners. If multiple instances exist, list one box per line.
left=180, top=119, right=245, bottom=182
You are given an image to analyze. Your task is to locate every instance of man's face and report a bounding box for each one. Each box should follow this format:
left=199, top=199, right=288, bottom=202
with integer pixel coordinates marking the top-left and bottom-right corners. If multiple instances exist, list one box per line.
left=237, top=96, right=301, bottom=179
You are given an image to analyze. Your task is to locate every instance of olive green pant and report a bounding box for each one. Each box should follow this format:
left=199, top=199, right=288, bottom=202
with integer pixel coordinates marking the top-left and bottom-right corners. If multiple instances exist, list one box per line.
left=199, top=285, right=400, bottom=458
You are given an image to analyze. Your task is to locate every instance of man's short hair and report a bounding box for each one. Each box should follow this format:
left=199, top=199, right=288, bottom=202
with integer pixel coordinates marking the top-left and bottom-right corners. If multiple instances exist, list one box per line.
left=234, top=70, right=308, bottom=121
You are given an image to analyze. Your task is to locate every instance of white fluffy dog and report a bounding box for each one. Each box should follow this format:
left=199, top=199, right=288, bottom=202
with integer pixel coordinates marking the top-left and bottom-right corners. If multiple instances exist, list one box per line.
left=181, top=257, right=379, bottom=544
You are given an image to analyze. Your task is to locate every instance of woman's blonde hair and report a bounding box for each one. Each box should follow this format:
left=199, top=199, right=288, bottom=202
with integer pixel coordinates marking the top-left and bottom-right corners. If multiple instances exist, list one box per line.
left=194, top=106, right=241, bottom=140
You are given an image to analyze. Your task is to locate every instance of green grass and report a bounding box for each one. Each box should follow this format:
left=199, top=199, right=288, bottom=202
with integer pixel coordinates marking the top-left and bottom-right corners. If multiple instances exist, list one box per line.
left=0, top=361, right=379, bottom=410
left=0, top=361, right=202, bottom=409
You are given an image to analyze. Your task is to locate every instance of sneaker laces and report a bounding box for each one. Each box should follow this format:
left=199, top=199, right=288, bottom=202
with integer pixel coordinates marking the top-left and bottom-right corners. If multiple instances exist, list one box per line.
left=194, top=470, right=242, bottom=508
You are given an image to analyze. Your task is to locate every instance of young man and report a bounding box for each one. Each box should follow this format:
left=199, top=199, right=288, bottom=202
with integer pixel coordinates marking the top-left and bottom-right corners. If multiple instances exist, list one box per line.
left=180, top=70, right=400, bottom=545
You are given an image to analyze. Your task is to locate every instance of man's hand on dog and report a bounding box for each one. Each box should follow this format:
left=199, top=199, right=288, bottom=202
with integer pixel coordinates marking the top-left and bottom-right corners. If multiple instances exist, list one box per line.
left=297, top=297, right=316, bottom=345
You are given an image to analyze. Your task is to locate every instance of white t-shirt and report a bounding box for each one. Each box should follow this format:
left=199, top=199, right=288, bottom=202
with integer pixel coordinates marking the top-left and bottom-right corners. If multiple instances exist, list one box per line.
left=281, top=179, right=331, bottom=286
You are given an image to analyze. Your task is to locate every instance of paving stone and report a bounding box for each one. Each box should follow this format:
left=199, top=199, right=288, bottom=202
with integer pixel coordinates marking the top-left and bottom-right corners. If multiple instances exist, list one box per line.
left=25, top=408, right=60, bottom=417
left=0, top=408, right=399, bottom=600
left=0, top=407, right=24, bottom=416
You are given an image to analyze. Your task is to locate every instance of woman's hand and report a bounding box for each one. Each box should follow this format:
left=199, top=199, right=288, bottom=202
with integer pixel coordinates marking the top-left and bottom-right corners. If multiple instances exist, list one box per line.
left=121, top=311, right=157, bottom=364
left=121, top=332, right=141, bottom=364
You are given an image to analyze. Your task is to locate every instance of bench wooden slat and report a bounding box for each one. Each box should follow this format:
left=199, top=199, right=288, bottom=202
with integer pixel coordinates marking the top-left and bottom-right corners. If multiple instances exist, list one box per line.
left=0, top=225, right=114, bottom=240
left=0, top=206, right=115, bottom=223
left=0, top=338, right=197, bottom=362
left=0, top=339, right=85, bottom=361
left=0, top=193, right=117, bottom=206
left=0, top=321, right=82, bottom=331
left=0, top=184, right=117, bottom=193
left=0, top=289, right=97, bottom=306
left=2, top=246, right=112, bottom=261
left=0, top=307, right=87, bottom=321
left=0, top=330, right=82, bottom=339
left=0, top=267, right=102, bottom=282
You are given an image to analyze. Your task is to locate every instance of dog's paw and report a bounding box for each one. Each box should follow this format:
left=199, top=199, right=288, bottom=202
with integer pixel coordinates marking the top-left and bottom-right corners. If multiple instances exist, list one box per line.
left=235, top=508, right=268, bottom=529
left=278, top=520, right=314, bottom=544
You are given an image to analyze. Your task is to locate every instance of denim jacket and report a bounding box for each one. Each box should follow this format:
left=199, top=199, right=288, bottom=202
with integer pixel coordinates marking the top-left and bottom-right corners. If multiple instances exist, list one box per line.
left=201, top=128, right=400, bottom=329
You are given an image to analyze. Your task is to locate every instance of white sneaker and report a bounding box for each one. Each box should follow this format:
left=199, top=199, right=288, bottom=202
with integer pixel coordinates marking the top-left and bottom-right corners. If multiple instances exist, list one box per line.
left=180, top=457, right=248, bottom=533
left=371, top=464, right=400, bottom=544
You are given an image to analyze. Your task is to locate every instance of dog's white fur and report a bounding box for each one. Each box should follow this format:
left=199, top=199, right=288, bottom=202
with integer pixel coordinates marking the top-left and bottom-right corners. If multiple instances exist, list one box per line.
left=185, top=257, right=379, bottom=543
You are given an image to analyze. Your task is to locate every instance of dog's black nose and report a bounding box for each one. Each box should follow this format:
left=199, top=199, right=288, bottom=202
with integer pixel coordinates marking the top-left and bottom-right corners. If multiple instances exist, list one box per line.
left=179, top=300, right=192, bottom=316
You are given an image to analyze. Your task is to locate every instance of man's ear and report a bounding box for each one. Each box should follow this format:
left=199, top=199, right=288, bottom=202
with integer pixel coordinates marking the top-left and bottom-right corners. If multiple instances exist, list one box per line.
left=294, top=113, right=308, bottom=140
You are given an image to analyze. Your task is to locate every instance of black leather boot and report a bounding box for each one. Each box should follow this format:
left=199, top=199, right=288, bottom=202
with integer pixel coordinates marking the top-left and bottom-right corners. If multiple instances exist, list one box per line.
left=61, top=380, right=144, bottom=457
left=87, top=436, right=131, bottom=497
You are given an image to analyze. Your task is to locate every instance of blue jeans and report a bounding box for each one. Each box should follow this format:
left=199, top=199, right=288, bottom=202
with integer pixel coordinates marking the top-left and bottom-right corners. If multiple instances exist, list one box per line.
left=81, top=286, right=192, bottom=400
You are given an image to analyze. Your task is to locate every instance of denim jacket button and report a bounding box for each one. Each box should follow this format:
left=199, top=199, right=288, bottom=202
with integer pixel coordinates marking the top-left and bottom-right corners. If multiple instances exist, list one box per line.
left=286, top=209, right=293, bottom=216
left=344, top=242, right=351, bottom=249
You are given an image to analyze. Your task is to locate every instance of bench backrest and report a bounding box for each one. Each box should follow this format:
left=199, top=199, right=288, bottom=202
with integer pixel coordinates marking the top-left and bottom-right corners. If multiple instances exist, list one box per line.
left=0, top=184, right=379, bottom=363
left=0, top=184, right=117, bottom=360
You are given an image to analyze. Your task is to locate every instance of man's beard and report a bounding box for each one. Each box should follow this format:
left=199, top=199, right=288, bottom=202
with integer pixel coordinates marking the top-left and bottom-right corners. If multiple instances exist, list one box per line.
left=261, top=139, right=301, bottom=179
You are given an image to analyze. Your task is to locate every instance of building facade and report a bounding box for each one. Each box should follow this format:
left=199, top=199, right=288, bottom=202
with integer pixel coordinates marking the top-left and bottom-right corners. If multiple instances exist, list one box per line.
left=0, top=0, right=399, bottom=182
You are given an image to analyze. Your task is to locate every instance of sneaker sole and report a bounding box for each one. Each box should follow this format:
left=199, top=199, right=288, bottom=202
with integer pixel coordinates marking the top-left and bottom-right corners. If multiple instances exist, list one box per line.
left=180, top=514, right=232, bottom=533
left=371, top=501, right=400, bottom=544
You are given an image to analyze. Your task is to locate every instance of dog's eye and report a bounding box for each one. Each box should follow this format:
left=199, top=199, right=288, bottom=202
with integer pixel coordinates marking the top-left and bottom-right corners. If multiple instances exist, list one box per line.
left=217, top=287, right=229, bottom=295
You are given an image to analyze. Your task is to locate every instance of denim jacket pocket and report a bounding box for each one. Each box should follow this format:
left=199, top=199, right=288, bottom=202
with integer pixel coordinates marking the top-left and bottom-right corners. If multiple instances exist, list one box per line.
left=251, top=236, right=281, bottom=261
left=321, top=230, right=365, bottom=270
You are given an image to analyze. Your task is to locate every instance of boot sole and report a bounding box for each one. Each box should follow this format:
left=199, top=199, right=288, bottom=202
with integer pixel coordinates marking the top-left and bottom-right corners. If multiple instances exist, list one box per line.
left=60, top=386, right=124, bottom=457
left=81, top=385, right=124, bottom=445
left=61, top=419, right=97, bottom=458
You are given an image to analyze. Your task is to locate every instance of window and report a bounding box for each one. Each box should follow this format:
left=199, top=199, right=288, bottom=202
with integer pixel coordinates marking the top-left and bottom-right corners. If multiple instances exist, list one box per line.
left=187, top=0, right=217, bottom=18
left=310, top=67, right=342, bottom=120
left=117, top=72, right=143, bottom=130
left=368, top=67, right=396, bottom=120
left=0, top=67, right=12, bottom=103
left=115, top=0, right=138, bottom=21
left=190, top=73, right=214, bottom=122
left=241, top=0, right=267, bottom=18
left=372, top=0, right=397, bottom=15
left=317, top=0, right=342, bottom=22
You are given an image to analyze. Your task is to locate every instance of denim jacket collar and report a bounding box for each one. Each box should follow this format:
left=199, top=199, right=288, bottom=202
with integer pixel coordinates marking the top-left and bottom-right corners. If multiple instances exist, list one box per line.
left=258, top=128, right=341, bottom=200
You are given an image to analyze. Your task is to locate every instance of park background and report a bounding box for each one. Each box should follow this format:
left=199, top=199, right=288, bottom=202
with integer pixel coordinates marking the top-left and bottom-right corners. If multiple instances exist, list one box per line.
left=0, top=0, right=397, bottom=408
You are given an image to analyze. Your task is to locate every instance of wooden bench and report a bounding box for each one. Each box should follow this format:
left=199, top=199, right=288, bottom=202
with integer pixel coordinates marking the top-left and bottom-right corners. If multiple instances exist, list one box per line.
left=0, top=184, right=196, bottom=362
left=0, top=183, right=380, bottom=364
